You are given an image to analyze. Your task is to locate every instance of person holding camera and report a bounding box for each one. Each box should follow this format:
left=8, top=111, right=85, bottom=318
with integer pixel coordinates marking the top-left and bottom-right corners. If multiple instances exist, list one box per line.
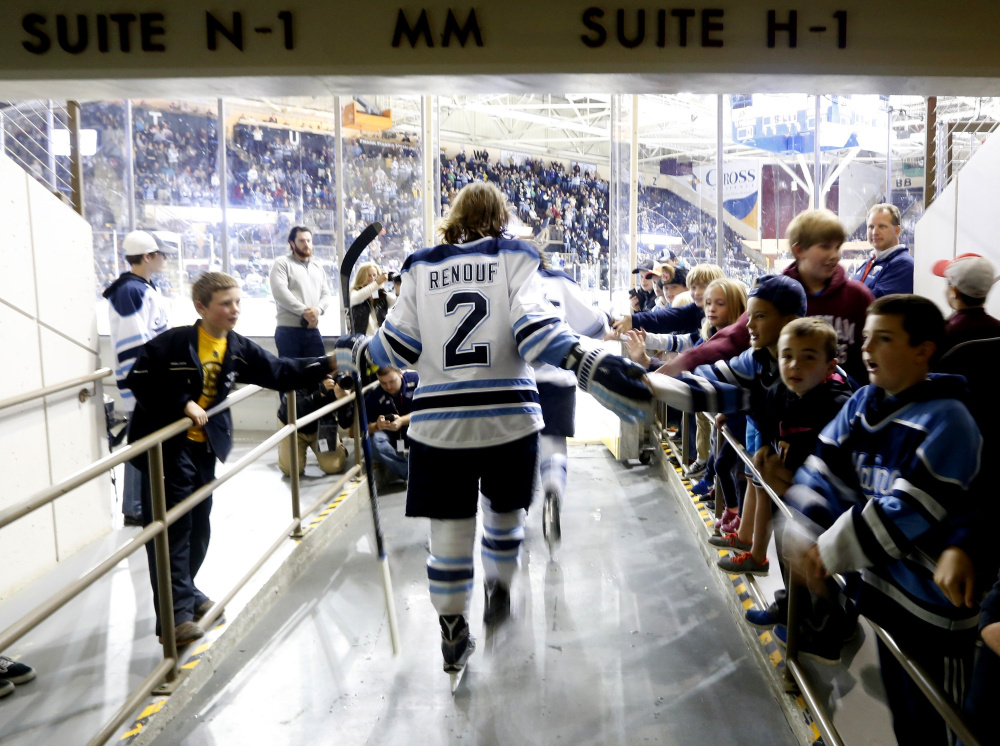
left=270, top=226, right=331, bottom=358
left=277, top=372, right=354, bottom=476
left=364, top=365, right=417, bottom=482
left=350, top=262, right=395, bottom=335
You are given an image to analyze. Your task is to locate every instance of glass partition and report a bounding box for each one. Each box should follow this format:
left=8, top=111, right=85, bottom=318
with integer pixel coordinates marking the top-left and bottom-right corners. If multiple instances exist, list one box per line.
left=4, top=90, right=931, bottom=334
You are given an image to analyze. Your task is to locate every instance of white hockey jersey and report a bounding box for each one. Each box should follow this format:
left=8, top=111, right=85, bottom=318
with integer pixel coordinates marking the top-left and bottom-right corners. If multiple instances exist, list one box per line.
left=534, top=268, right=610, bottom=388
left=102, top=272, right=170, bottom=412
left=368, top=237, right=580, bottom=449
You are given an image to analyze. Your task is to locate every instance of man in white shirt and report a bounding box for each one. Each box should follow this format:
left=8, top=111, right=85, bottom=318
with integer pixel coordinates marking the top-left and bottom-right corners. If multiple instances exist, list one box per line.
left=269, top=226, right=331, bottom=357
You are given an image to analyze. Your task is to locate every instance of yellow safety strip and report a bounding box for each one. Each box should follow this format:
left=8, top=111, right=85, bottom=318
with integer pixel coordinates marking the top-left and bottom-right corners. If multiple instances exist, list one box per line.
left=120, top=481, right=358, bottom=742
left=661, top=439, right=825, bottom=745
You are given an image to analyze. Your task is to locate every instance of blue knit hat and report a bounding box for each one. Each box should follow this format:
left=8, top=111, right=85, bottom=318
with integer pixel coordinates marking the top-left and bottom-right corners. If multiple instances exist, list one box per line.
left=748, top=275, right=807, bottom=317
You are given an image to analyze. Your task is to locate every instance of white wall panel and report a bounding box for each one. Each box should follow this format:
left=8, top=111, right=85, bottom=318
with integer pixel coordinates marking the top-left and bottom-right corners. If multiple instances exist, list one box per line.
left=0, top=156, right=37, bottom=317
left=26, top=175, right=97, bottom=353
left=0, top=309, right=57, bottom=600
left=913, top=184, right=956, bottom=316
left=915, top=133, right=1000, bottom=319
left=0, top=154, right=109, bottom=598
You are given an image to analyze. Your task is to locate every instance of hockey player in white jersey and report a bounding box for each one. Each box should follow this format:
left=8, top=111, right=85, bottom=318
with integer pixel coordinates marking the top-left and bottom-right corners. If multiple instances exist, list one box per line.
left=535, top=253, right=611, bottom=553
left=336, top=182, right=650, bottom=684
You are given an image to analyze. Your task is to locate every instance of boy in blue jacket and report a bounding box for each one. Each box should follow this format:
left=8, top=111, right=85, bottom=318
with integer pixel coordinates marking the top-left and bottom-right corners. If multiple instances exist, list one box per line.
left=127, top=272, right=336, bottom=646
left=784, top=294, right=982, bottom=746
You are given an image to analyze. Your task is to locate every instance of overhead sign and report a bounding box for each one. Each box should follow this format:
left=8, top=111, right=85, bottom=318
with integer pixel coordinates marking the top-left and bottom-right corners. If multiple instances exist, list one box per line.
left=2, top=2, right=1000, bottom=95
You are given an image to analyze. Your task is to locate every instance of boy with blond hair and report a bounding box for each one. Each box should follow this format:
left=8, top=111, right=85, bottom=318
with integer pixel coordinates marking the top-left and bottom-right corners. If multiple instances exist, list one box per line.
left=657, top=210, right=873, bottom=386
left=127, top=272, right=337, bottom=647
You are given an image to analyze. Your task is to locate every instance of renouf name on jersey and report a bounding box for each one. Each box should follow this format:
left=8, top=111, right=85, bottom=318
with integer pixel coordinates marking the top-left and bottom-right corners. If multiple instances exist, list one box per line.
left=427, top=260, right=500, bottom=293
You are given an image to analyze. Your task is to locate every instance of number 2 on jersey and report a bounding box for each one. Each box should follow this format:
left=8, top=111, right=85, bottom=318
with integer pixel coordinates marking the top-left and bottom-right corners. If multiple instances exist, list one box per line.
left=444, top=290, right=490, bottom=369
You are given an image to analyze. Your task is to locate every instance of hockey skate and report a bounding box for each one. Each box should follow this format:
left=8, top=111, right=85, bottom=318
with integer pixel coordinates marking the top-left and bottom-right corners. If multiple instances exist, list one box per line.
left=542, top=490, right=562, bottom=554
left=482, top=580, right=511, bottom=627
left=440, top=614, right=476, bottom=693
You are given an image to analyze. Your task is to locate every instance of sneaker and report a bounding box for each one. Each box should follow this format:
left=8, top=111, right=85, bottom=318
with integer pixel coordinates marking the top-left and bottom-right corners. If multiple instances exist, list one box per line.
left=542, top=490, right=561, bottom=552
left=745, top=607, right=779, bottom=629
left=720, top=511, right=741, bottom=534
left=701, top=500, right=715, bottom=511
left=773, top=624, right=842, bottom=665
left=158, top=621, right=205, bottom=647
left=685, top=459, right=707, bottom=479
left=0, top=680, right=12, bottom=698
left=717, top=551, right=769, bottom=575
left=708, top=532, right=752, bottom=551
left=483, top=581, right=510, bottom=626
left=123, top=515, right=143, bottom=527
left=440, top=614, right=476, bottom=673
left=0, top=656, right=34, bottom=685
left=691, top=478, right=712, bottom=496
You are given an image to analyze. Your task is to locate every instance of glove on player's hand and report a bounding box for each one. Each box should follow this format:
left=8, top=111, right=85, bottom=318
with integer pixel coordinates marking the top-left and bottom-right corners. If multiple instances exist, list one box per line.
left=563, top=344, right=652, bottom=424
left=334, top=334, right=371, bottom=375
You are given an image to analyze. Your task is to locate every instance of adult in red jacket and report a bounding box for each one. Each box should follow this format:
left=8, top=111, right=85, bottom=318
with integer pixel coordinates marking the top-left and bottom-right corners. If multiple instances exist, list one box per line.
left=657, top=211, right=874, bottom=386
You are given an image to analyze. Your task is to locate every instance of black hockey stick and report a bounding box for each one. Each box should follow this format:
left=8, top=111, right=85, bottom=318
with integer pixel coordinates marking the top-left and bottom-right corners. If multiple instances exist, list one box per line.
left=339, top=224, right=400, bottom=654
left=340, top=221, right=383, bottom=334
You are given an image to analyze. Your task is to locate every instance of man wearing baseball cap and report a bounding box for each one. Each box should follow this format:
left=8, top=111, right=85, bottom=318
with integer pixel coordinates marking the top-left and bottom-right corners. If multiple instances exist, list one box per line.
left=934, top=254, right=1000, bottom=746
left=102, top=230, right=176, bottom=524
left=630, top=258, right=660, bottom=312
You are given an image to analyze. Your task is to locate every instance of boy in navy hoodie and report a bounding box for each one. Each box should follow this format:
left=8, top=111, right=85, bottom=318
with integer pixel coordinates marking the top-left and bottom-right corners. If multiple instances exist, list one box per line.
left=784, top=294, right=982, bottom=746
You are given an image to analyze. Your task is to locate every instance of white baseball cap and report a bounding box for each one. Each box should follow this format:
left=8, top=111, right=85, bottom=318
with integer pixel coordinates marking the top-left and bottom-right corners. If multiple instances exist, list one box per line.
left=122, top=230, right=179, bottom=257
left=932, top=253, right=999, bottom=299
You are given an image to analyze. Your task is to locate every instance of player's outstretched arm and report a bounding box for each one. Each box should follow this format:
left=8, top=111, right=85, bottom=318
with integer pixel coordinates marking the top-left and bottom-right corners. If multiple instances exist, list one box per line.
left=561, top=344, right=652, bottom=424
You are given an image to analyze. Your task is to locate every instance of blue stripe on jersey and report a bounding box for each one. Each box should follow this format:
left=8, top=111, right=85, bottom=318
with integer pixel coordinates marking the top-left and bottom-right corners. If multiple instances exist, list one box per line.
left=539, top=268, right=575, bottom=282
left=402, top=237, right=539, bottom=271
left=414, top=378, right=536, bottom=395
left=384, top=320, right=422, bottom=354
left=383, top=329, right=420, bottom=366
left=412, top=389, right=539, bottom=412
left=410, top=405, right=541, bottom=422
left=514, top=317, right=559, bottom=347
left=368, top=335, right=391, bottom=368
left=115, top=333, right=145, bottom=349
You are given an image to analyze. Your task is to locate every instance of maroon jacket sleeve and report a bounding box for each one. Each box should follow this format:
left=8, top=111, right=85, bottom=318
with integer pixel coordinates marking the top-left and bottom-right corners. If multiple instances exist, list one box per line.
left=671, top=312, right=752, bottom=372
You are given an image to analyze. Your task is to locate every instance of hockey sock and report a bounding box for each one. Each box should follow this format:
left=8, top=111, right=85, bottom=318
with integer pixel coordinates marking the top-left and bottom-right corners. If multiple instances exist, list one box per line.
left=427, top=517, right=476, bottom=617
left=480, top=494, right=524, bottom=587
left=540, top=434, right=568, bottom=503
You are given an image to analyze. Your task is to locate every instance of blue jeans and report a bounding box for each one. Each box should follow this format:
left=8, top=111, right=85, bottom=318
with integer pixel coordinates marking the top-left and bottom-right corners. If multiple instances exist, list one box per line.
left=371, top=430, right=408, bottom=480
left=274, top=326, right=326, bottom=358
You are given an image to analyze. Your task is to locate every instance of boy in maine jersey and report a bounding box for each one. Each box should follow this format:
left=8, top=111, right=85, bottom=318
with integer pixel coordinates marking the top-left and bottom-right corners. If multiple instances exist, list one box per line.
left=784, top=294, right=982, bottom=746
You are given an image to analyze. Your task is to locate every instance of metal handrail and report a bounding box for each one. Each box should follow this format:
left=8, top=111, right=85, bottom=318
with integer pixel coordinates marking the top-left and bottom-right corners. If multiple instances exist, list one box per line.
left=713, top=422, right=981, bottom=746
left=0, top=367, right=113, bottom=412
left=0, top=376, right=378, bottom=745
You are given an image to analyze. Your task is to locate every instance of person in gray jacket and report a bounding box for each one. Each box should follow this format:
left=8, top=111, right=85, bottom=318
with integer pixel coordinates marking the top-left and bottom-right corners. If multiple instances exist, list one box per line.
left=269, top=226, right=332, bottom=357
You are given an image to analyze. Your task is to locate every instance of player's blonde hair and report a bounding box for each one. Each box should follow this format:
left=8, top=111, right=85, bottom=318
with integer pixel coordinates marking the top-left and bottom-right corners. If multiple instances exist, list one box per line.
left=701, top=278, right=749, bottom=340
left=687, top=263, right=725, bottom=288
left=787, top=209, right=846, bottom=249
left=192, top=272, right=239, bottom=307
left=439, top=181, right=511, bottom=244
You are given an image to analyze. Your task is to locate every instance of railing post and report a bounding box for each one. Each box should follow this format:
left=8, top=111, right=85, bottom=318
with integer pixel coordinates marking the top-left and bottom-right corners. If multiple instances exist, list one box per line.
left=286, top=390, right=304, bottom=538
left=148, top=443, right=179, bottom=686
left=352, top=393, right=363, bottom=469
left=782, top=561, right=803, bottom=689
left=680, top=411, right=691, bottom=465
